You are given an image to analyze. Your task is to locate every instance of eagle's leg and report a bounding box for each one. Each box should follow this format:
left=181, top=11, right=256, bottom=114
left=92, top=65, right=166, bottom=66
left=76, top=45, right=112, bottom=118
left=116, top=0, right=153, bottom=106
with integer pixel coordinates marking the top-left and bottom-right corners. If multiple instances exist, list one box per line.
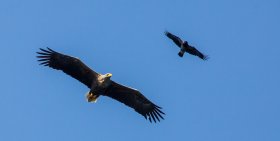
left=86, top=90, right=99, bottom=103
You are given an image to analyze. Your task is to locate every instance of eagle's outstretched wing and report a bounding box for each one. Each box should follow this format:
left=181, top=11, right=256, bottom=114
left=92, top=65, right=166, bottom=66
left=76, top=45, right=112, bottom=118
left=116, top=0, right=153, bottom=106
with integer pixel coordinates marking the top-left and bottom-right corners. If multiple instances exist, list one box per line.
left=165, top=31, right=183, bottom=47
left=105, top=81, right=165, bottom=123
left=36, top=48, right=99, bottom=88
left=187, top=46, right=209, bottom=60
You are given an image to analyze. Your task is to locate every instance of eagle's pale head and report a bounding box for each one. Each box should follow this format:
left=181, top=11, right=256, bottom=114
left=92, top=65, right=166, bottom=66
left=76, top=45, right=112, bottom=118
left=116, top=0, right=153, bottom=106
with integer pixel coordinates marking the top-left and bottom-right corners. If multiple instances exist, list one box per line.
left=98, top=73, right=112, bottom=82
left=101, top=73, right=113, bottom=86
left=105, top=73, right=112, bottom=78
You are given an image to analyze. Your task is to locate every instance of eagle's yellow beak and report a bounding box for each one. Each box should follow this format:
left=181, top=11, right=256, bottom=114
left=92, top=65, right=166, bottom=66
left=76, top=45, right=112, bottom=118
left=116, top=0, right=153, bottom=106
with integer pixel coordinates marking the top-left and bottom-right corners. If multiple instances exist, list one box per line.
left=86, top=92, right=98, bottom=103
left=107, top=73, right=112, bottom=77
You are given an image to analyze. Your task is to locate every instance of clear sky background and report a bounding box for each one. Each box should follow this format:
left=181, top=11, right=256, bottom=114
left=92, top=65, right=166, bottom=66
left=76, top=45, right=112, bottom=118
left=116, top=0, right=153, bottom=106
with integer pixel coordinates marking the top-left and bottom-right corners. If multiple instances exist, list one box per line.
left=0, top=0, right=279, bottom=141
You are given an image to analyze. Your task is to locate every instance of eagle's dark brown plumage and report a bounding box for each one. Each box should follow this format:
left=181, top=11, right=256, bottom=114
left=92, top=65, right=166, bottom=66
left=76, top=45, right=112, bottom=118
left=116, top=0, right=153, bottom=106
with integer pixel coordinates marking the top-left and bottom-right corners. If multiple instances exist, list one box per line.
left=37, top=48, right=164, bottom=123
left=165, top=31, right=208, bottom=60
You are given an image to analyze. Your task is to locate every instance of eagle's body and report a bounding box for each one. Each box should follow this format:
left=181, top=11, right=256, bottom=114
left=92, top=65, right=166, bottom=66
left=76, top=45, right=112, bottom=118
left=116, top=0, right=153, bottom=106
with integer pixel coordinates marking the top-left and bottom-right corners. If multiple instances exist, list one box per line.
left=86, top=73, right=112, bottom=103
left=37, top=48, right=164, bottom=123
left=165, top=31, right=208, bottom=60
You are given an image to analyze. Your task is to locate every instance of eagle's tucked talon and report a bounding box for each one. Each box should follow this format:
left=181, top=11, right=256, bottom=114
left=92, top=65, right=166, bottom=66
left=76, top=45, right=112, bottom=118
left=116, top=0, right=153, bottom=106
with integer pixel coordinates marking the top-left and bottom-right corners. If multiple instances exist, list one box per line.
left=86, top=92, right=98, bottom=103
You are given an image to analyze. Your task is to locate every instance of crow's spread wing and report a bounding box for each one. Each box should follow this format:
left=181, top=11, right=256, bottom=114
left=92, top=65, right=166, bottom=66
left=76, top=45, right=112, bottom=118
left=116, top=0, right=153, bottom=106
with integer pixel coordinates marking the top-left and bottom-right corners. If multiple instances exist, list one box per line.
left=186, top=46, right=209, bottom=60
left=165, top=31, right=183, bottom=47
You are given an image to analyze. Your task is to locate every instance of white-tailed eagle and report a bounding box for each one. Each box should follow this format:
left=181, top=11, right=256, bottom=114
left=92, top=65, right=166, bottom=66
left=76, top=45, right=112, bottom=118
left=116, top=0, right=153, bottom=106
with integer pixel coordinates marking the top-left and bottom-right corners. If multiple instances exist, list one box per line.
left=37, top=48, right=164, bottom=123
left=165, top=31, right=208, bottom=60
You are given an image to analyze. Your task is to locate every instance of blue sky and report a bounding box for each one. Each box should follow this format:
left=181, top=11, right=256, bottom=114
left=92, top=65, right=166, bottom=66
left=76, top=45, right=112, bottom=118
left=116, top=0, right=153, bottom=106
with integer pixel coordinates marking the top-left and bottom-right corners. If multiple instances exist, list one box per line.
left=0, top=0, right=280, bottom=140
